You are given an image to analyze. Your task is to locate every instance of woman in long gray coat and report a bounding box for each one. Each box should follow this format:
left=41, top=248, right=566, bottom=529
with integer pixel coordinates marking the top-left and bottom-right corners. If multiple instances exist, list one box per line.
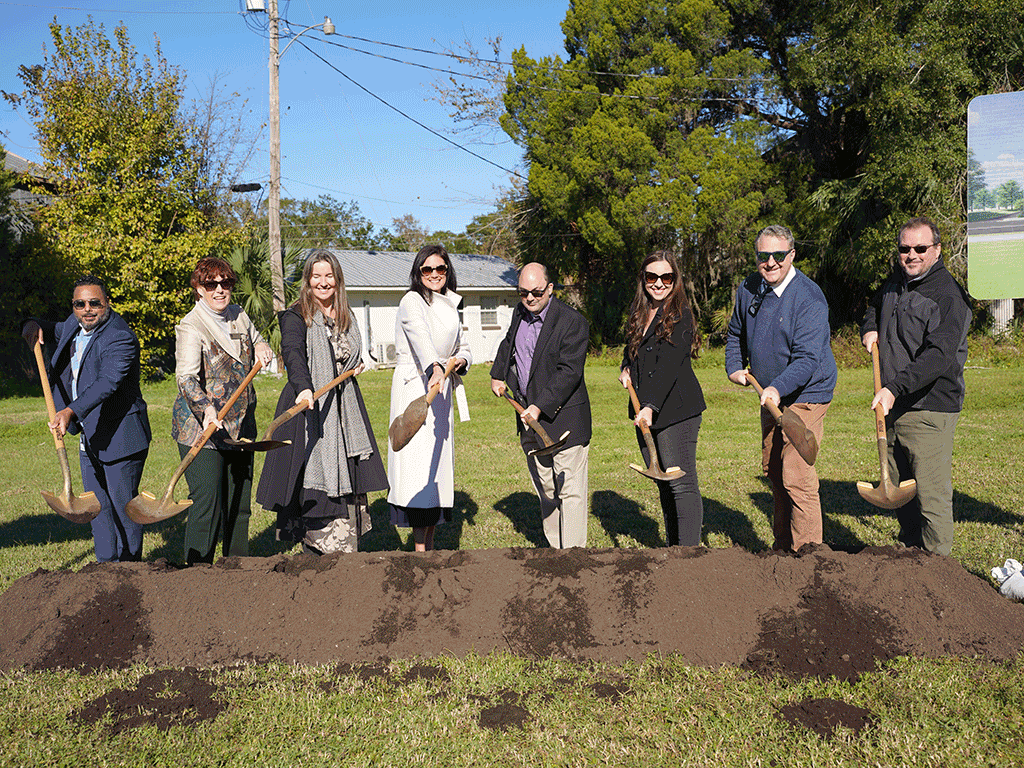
left=256, top=251, right=387, bottom=554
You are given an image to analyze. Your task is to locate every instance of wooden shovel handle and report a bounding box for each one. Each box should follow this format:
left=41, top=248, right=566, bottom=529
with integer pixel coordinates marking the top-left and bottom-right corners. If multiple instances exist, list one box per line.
left=424, top=357, right=460, bottom=405
left=163, top=359, right=264, bottom=500
left=625, top=378, right=663, bottom=467
left=33, top=340, right=65, bottom=452
left=502, top=390, right=557, bottom=447
left=745, top=372, right=785, bottom=425
left=868, top=342, right=887, bottom=441
left=261, top=367, right=358, bottom=441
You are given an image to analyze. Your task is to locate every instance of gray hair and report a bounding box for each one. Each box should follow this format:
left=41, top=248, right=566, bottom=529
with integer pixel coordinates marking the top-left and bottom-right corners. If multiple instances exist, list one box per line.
left=755, top=225, right=795, bottom=251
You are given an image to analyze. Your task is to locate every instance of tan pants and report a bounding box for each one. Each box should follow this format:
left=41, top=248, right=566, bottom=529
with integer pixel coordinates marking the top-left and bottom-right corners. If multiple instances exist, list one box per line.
left=761, top=402, right=829, bottom=551
left=524, top=439, right=589, bottom=549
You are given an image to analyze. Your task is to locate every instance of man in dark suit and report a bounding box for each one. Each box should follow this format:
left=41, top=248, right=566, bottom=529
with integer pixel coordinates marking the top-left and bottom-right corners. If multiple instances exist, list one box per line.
left=23, top=275, right=151, bottom=562
left=490, top=262, right=591, bottom=548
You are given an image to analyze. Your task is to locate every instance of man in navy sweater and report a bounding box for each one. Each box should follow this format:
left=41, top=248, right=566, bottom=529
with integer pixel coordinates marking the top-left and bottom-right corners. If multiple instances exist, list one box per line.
left=726, top=225, right=837, bottom=551
left=860, top=217, right=970, bottom=556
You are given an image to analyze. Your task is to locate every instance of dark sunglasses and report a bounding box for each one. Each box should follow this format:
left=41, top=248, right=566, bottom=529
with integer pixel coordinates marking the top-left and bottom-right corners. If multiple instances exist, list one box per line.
left=518, top=287, right=548, bottom=298
left=201, top=279, right=236, bottom=291
left=644, top=271, right=675, bottom=286
left=420, top=264, right=448, bottom=276
left=72, top=298, right=104, bottom=309
left=756, top=249, right=792, bottom=264
left=897, top=243, right=937, bottom=254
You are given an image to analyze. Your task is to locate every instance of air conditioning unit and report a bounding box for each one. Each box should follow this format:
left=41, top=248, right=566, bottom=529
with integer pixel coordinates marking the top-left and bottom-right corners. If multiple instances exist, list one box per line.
left=376, top=343, right=398, bottom=367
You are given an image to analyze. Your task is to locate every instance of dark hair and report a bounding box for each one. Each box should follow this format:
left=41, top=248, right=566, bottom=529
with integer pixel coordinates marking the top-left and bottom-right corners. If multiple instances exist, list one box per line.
left=898, top=216, right=941, bottom=246
left=190, top=256, right=237, bottom=301
left=408, top=244, right=456, bottom=304
left=73, top=274, right=110, bottom=301
left=624, top=251, right=701, bottom=361
left=295, top=250, right=351, bottom=333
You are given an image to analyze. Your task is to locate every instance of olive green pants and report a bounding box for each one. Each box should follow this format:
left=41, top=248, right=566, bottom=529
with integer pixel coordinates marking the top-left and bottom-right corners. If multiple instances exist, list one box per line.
left=179, top=444, right=253, bottom=565
left=888, top=410, right=959, bottom=557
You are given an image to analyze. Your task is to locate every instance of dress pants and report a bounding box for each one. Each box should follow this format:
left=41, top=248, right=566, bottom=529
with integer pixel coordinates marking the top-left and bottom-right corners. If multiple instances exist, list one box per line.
left=80, top=447, right=147, bottom=562
left=761, top=402, right=829, bottom=551
left=638, top=414, right=703, bottom=546
left=888, top=409, right=959, bottom=557
left=179, top=444, right=252, bottom=565
left=523, top=435, right=589, bottom=549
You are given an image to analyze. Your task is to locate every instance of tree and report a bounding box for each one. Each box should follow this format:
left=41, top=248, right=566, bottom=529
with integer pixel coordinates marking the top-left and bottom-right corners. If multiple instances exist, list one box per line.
left=6, top=19, right=244, bottom=374
left=967, top=150, right=986, bottom=211
left=388, top=214, right=431, bottom=252
left=443, top=0, right=1024, bottom=336
left=274, top=194, right=390, bottom=251
left=996, top=180, right=1023, bottom=210
left=226, top=230, right=302, bottom=354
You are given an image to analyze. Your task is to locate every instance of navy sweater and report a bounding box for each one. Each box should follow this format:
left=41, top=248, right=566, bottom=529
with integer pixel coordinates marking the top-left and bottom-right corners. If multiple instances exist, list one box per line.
left=725, top=269, right=837, bottom=405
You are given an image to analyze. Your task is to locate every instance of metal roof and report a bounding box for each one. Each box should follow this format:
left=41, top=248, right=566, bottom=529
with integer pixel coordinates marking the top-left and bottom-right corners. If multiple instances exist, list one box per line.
left=327, top=249, right=519, bottom=289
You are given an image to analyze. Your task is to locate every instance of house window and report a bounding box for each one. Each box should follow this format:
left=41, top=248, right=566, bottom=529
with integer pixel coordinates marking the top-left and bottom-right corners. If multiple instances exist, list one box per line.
left=481, top=296, right=498, bottom=327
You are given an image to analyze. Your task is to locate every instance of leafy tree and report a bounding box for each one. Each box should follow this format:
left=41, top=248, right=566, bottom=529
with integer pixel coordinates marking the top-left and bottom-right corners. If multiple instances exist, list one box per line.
left=388, top=214, right=431, bottom=252
left=967, top=150, right=986, bottom=211
left=996, top=180, right=1023, bottom=210
left=225, top=230, right=302, bottom=355
left=6, top=18, right=244, bottom=374
left=275, top=194, right=391, bottom=251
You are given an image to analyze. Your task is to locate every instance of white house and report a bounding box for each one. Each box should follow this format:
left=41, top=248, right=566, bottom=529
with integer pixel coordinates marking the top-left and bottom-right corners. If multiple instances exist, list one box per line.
left=327, top=249, right=520, bottom=368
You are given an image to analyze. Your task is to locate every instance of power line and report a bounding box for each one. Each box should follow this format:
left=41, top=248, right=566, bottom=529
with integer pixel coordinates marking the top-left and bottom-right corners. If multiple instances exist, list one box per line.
left=293, top=38, right=526, bottom=181
left=0, top=1, right=234, bottom=13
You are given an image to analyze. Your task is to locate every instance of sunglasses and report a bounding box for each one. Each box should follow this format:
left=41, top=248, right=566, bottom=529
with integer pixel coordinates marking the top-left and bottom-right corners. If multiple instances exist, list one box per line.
left=756, top=249, right=792, bottom=264
left=644, top=271, right=675, bottom=286
left=201, top=279, right=235, bottom=291
left=72, top=298, right=105, bottom=310
left=420, top=264, right=448, bottom=276
left=518, top=287, right=548, bottom=298
left=897, top=243, right=937, bottom=254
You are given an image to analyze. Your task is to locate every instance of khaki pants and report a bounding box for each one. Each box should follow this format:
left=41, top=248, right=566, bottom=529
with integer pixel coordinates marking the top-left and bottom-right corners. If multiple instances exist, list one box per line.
left=761, top=402, right=829, bottom=551
left=524, top=437, right=589, bottom=549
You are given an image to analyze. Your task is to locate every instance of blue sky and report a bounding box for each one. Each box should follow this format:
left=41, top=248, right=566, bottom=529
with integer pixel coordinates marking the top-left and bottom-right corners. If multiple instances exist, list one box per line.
left=967, top=92, right=1024, bottom=191
left=1, top=0, right=568, bottom=234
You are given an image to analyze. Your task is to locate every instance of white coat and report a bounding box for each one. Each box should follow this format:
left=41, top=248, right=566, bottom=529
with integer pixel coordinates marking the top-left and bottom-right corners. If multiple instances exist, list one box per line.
left=387, top=289, right=472, bottom=512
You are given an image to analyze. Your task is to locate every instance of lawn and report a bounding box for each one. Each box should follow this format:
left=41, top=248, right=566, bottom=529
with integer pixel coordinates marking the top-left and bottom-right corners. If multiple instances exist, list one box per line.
left=0, top=349, right=1022, bottom=766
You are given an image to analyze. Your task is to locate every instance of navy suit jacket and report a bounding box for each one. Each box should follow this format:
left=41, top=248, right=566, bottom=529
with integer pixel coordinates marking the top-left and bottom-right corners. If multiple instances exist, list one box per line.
left=46, top=311, right=151, bottom=463
left=490, top=297, right=592, bottom=450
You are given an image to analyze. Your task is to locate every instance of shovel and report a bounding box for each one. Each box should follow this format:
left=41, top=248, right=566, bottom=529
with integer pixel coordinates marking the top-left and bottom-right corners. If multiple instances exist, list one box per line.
left=126, top=359, right=264, bottom=524
left=501, top=391, right=569, bottom=457
left=856, top=343, right=917, bottom=509
left=258, top=368, right=359, bottom=444
left=745, top=372, right=819, bottom=466
left=32, top=340, right=101, bottom=524
left=389, top=357, right=459, bottom=452
left=625, top=379, right=683, bottom=481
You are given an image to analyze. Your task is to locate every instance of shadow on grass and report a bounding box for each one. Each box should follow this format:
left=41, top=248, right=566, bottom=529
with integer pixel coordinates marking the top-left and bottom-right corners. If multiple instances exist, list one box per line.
left=0, top=512, right=94, bottom=550
left=493, top=491, right=546, bottom=548
left=703, top=496, right=767, bottom=551
left=592, top=489, right=663, bottom=548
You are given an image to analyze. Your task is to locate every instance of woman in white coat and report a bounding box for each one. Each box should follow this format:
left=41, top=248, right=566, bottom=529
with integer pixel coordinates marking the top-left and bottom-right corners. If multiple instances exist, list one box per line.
left=388, top=245, right=471, bottom=551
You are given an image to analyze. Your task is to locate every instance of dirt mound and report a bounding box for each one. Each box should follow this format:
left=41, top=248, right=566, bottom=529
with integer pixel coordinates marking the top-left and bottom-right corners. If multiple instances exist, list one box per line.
left=1, top=544, right=1019, bottom=679
left=4, top=544, right=1021, bottom=740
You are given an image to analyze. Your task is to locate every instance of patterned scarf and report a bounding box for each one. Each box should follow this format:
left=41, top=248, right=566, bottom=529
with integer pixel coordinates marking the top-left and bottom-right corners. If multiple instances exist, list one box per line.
left=302, top=309, right=372, bottom=497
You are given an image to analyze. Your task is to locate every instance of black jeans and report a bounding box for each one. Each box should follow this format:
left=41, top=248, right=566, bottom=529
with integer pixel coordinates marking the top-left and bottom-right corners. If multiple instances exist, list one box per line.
left=638, top=414, right=703, bottom=546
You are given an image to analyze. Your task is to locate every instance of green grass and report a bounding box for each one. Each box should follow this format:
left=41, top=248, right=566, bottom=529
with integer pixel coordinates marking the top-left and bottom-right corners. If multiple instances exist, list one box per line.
left=1, top=349, right=1023, bottom=766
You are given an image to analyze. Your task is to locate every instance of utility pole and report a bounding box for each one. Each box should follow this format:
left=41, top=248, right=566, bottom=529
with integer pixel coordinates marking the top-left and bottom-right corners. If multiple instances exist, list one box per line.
left=268, top=0, right=284, bottom=313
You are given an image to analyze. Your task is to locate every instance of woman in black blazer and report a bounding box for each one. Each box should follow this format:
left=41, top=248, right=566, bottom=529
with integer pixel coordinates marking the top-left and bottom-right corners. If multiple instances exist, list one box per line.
left=619, top=251, right=706, bottom=546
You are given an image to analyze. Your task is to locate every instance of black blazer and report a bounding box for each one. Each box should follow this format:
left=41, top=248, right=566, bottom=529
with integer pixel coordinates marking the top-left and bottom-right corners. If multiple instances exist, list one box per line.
left=490, top=297, right=592, bottom=449
left=622, top=306, right=706, bottom=429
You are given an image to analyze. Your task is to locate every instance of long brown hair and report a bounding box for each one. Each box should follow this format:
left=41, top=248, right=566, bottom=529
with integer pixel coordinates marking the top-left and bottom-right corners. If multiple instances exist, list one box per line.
left=624, top=251, right=701, bottom=361
left=295, top=250, right=351, bottom=332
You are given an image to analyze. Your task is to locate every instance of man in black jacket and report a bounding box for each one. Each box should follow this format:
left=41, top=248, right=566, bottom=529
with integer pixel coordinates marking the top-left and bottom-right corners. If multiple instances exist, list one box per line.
left=860, top=217, right=971, bottom=556
left=490, top=263, right=591, bottom=548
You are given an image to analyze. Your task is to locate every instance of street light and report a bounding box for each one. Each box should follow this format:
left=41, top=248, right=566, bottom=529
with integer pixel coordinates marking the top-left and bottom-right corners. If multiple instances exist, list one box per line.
left=264, top=1, right=335, bottom=313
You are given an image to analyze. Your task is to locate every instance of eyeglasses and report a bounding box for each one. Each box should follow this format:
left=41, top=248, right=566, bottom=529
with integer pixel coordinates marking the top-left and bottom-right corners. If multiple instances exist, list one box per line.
left=756, top=249, right=792, bottom=264
left=72, top=298, right=104, bottom=310
left=201, top=279, right=236, bottom=291
left=644, top=271, right=675, bottom=286
left=518, top=287, right=548, bottom=298
left=897, top=243, right=937, bottom=254
left=420, top=264, right=448, bottom=276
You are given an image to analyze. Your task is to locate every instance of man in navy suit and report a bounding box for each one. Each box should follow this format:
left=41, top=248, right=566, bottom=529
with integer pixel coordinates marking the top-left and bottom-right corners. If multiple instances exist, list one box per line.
left=23, top=275, right=151, bottom=562
left=490, top=263, right=592, bottom=548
